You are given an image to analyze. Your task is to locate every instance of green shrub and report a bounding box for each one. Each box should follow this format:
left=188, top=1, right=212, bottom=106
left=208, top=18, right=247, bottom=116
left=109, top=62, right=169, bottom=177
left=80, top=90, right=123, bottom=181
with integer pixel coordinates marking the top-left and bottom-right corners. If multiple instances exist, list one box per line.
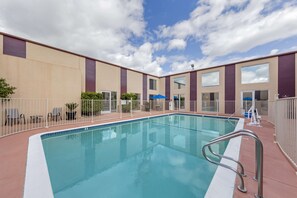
left=81, top=92, right=103, bottom=116
left=120, top=93, right=137, bottom=100
left=120, top=93, right=140, bottom=112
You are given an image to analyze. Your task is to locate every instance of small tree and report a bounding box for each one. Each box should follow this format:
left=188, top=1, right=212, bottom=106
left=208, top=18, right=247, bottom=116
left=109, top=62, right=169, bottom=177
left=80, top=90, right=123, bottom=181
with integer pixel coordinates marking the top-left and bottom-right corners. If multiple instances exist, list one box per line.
left=0, top=78, right=16, bottom=98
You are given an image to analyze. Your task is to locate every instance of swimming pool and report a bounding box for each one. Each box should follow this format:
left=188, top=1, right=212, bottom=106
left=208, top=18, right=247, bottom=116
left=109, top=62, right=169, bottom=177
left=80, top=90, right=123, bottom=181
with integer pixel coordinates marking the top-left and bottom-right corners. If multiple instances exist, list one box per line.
left=37, top=114, right=238, bottom=198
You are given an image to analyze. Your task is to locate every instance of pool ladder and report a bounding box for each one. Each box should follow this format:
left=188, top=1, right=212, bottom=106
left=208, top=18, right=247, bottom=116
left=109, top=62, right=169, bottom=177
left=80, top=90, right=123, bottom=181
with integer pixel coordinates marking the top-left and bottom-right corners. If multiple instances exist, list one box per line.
left=202, top=129, right=264, bottom=198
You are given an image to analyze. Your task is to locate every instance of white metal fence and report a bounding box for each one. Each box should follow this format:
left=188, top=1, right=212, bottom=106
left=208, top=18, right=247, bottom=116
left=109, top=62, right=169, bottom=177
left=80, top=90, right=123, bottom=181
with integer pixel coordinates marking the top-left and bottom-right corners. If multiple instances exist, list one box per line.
left=0, top=98, right=272, bottom=138
left=275, top=97, right=297, bottom=169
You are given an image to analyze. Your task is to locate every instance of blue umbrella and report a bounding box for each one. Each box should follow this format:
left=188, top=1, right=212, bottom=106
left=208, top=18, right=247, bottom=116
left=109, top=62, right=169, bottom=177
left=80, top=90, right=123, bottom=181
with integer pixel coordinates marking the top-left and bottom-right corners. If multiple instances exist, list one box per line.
left=151, top=94, right=167, bottom=99
left=243, top=97, right=253, bottom=101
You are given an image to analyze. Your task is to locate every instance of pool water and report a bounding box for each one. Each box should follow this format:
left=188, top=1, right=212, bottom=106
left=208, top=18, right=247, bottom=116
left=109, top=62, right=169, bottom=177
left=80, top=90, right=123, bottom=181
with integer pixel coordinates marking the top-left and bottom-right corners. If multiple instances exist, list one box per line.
left=42, top=114, right=238, bottom=198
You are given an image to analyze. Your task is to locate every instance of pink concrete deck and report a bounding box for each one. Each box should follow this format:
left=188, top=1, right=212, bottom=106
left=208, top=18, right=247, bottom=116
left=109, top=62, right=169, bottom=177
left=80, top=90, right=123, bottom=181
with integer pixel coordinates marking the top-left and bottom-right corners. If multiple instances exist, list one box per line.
left=234, top=120, right=297, bottom=198
left=0, top=114, right=296, bottom=198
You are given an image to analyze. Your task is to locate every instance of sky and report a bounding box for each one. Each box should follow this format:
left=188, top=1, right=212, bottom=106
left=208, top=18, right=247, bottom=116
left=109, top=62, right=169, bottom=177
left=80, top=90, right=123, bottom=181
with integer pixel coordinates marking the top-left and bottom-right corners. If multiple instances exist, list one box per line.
left=1, top=0, right=297, bottom=76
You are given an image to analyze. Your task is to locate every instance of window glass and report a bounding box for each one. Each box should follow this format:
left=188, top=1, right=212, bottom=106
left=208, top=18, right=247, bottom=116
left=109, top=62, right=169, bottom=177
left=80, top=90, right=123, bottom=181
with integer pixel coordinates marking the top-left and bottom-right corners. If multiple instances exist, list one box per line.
left=174, top=77, right=186, bottom=89
left=202, top=71, right=219, bottom=87
left=149, top=79, right=157, bottom=90
left=201, top=92, right=219, bottom=112
left=241, top=64, right=269, bottom=84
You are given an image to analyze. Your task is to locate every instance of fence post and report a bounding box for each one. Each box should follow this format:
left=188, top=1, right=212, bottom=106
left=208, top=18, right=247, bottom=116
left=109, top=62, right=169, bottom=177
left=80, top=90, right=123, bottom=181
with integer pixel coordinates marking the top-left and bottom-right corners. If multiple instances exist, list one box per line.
left=91, top=99, right=94, bottom=123
left=45, top=98, right=49, bottom=128
left=217, top=100, right=219, bottom=116
left=120, top=100, right=122, bottom=118
left=149, top=100, right=152, bottom=115
left=130, top=99, right=133, bottom=117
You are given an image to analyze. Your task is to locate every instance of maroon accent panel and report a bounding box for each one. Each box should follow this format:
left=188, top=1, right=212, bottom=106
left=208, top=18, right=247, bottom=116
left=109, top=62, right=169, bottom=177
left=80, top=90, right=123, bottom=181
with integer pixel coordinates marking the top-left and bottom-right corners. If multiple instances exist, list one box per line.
left=143, top=74, right=147, bottom=101
left=85, top=58, right=96, bottom=92
left=190, top=71, right=197, bottom=111
left=3, top=35, right=26, bottom=58
left=278, top=54, right=295, bottom=98
left=121, top=68, right=127, bottom=95
left=165, top=76, right=170, bottom=110
left=225, top=64, right=236, bottom=114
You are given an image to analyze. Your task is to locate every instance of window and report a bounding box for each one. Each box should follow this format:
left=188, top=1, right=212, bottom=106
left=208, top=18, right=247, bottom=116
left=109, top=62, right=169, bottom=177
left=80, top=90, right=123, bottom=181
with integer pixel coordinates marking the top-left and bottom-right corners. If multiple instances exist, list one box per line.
left=149, top=79, right=157, bottom=90
left=174, top=77, right=186, bottom=89
left=3, top=35, right=26, bottom=58
left=202, top=92, right=219, bottom=112
left=241, top=64, right=269, bottom=84
left=202, top=71, right=219, bottom=87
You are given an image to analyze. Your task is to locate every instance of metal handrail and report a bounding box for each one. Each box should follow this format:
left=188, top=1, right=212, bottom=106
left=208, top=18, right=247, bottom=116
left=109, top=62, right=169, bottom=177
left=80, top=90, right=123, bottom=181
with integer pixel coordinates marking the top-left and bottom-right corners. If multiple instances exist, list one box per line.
left=202, top=129, right=264, bottom=198
left=207, top=146, right=246, bottom=177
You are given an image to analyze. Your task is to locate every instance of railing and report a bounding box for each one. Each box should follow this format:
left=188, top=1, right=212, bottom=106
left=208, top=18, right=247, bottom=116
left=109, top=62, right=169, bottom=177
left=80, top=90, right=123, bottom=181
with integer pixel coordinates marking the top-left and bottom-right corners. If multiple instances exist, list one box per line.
left=0, top=98, right=275, bottom=138
left=202, top=129, right=264, bottom=198
left=275, top=97, right=297, bottom=169
left=0, top=99, right=169, bottom=137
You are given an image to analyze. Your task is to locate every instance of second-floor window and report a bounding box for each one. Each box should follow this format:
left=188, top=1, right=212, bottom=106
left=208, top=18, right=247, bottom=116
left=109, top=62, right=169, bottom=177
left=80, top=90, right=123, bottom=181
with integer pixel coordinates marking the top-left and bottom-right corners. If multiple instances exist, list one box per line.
left=149, top=79, right=157, bottom=90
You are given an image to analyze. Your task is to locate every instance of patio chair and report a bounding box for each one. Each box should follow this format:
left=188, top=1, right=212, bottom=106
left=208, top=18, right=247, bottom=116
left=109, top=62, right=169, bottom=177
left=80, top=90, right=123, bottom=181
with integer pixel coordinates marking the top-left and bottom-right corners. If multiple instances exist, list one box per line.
left=5, top=108, right=26, bottom=126
left=48, top=107, right=62, bottom=122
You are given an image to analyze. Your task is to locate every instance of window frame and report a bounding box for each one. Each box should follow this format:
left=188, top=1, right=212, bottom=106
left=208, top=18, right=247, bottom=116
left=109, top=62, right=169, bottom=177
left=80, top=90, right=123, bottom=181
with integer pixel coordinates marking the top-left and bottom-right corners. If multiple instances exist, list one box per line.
left=201, top=71, right=220, bottom=87
left=241, top=63, right=270, bottom=84
left=173, top=76, right=186, bottom=90
left=149, top=79, right=157, bottom=90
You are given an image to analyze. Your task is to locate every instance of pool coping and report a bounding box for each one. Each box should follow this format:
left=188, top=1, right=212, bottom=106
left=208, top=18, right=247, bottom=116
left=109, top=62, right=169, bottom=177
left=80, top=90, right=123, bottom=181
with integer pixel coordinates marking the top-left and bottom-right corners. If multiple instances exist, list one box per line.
left=23, top=113, right=243, bottom=198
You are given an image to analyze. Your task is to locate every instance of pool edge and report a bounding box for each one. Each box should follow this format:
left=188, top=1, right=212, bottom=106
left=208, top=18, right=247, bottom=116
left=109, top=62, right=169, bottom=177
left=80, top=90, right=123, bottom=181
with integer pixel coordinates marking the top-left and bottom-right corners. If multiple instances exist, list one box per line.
left=23, top=114, right=243, bottom=198
left=205, top=118, right=244, bottom=198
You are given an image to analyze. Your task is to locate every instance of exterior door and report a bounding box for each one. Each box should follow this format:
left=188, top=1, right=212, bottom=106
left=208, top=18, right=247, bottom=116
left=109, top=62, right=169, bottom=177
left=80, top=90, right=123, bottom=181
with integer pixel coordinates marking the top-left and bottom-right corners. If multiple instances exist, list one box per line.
left=241, top=91, right=255, bottom=112
left=102, top=91, right=111, bottom=113
left=173, top=94, right=185, bottom=110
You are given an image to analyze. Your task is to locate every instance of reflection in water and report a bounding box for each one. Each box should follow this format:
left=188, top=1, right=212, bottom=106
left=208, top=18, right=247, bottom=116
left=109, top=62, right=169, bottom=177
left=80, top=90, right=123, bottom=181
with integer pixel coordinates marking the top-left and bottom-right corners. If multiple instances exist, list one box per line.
left=42, top=115, right=237, bottom=198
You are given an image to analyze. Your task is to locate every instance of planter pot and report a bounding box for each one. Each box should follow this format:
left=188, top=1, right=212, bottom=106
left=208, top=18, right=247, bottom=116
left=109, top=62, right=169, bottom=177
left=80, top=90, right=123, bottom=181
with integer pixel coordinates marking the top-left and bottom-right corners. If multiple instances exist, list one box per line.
left=66, top=111, right=77, bottom=120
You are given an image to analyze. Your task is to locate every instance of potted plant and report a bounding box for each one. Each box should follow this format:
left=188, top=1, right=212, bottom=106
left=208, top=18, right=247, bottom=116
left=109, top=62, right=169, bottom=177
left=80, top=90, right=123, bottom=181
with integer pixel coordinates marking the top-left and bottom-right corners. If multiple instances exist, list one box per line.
left=65, top=102, right=79, bottom=120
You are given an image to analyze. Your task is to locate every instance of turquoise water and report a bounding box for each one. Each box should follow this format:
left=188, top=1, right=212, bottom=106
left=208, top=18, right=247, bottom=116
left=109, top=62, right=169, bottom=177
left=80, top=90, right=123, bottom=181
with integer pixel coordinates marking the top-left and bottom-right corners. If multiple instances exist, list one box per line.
left=42, top=114, right=238, bottom=198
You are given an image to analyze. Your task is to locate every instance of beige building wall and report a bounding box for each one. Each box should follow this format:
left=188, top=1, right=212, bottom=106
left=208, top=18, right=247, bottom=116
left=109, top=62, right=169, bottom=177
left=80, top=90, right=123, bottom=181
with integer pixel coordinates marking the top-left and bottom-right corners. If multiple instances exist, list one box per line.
left=127, top=70, right=143, bottom=99
left=171, top=73, right=190, bottom=111
left=235, top=57, right=278, bottom=116
left=0, top=42, right=84, bottom=117
left=159, top=77, right=165, bottom=96
left=96, top=61, right=121, bottom=100
left=197, top=67, right=225, bottom=114
left=147, top=76, right=159, bottom=98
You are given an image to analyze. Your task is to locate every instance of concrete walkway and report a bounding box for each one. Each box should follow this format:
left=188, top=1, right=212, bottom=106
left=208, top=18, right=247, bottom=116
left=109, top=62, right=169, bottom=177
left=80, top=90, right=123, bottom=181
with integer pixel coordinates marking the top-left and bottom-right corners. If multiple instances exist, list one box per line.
left=234, top=120, right=297, bottom=198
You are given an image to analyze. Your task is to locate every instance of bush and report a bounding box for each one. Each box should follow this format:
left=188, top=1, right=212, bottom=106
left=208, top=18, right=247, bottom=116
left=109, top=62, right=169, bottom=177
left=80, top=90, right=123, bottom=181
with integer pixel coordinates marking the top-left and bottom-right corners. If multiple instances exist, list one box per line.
left=121, top=93, right=139, bottom=112
left=0, top=78, right=16, bottom=99
left=81, top=92, right=103, bottom=116
left=120, top=93, right=137, bottom=100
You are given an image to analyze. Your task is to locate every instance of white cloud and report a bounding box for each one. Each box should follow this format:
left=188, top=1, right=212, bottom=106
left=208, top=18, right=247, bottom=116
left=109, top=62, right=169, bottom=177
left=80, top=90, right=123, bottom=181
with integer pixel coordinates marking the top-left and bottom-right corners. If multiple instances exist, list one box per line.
left=167, top=39, right=187, bottom=51
left=159, top=0, right=297, bottom=59
left=0, top=0, right=164, bottom=75
left=270, top=49, right=279, bottom=55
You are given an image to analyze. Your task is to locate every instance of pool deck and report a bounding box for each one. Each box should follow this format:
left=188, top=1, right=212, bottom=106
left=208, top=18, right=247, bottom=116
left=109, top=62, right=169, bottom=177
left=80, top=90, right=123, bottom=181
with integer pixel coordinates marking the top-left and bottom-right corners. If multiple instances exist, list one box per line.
left=0, top=113, right=296, bottom=198
left=234, top=120, right=297, bottom=198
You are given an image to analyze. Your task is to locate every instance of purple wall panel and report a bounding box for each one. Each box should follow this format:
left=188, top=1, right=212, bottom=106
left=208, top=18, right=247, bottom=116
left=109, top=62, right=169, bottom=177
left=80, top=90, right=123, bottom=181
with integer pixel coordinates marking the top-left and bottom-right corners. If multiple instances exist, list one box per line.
left=121, top=68, right=127, bottom=95
left=224, top=64, right=235, bottom=114
left=165, top=76, right=170, bottom=110
left=3, top=35, right=26, bottom=58
left=85, top=58, right=96, bottom=92
left=278, top=54, right=295, bottom=98
left=143, top=74, right=147, bottom=101
left=190, top=71, right=197, bottom=111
